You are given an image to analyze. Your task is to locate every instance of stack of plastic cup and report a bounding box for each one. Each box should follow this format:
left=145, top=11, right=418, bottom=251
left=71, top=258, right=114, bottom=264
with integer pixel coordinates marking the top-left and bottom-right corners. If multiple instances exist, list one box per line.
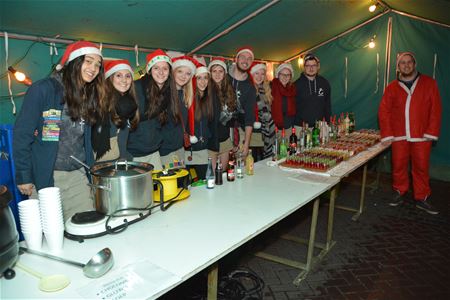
left=38, top=187, right=65, bottom=253
left=18, top=199, right=43, bottom=250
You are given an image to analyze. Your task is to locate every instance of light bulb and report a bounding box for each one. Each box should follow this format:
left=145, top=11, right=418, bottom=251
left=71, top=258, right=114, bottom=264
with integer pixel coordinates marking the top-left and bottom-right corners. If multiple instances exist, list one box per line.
left=369, top=40, right=376, bottom=48
left=14, top=71, right=27, bottom=82
left=369, top=4, right=377, bottom=12
left=298, top=57, right=304, bottom=67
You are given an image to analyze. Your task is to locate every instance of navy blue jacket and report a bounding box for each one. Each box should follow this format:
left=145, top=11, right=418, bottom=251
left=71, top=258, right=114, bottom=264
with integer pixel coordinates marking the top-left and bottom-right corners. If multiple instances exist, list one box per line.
left=159, top=90, right=185, bottom=156
left=127, top=76, right=162, bottom=157
left=13, top=77, right=94, bottom=190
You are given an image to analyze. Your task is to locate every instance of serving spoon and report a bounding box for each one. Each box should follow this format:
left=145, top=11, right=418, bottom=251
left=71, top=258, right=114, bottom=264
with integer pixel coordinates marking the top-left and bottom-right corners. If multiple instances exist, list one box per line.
left=20, top=247, right=114, bottom=278
left=15, top=261, right=70, bottom=292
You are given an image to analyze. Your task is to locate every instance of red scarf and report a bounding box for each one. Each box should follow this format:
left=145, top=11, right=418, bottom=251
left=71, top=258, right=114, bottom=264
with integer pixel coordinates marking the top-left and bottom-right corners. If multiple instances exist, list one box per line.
left=271, top=78, right=296, bottom=128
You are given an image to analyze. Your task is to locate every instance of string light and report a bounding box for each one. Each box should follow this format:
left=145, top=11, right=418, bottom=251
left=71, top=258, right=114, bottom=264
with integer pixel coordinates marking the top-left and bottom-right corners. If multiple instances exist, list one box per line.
left=8, top=66, right=32, bottom=86
left=369, top=4, right=377, bottom=12
left=298, top=56, right=304, bottom=68
left=368, top=38, right=376, bottom=48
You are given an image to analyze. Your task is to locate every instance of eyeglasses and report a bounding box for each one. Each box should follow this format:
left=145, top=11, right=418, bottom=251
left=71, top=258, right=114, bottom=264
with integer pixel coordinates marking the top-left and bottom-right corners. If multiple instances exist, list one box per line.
left=279, top=73, right=291, bottom=78
left=304, top=64, right=318, bottom=68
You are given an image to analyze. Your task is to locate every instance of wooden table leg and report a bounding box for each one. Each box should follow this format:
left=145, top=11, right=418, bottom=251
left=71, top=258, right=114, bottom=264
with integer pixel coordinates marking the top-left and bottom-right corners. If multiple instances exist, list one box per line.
left=293, top=197, right=320, bottom=285
left=207, top=263, right=218, bottom=300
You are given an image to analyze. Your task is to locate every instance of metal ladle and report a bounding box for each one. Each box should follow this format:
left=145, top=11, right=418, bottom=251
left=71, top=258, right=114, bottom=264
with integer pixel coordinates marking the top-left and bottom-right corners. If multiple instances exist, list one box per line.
left=15, top=261, right=70, bottom=292
left=20, top=247, right=114, bottom=278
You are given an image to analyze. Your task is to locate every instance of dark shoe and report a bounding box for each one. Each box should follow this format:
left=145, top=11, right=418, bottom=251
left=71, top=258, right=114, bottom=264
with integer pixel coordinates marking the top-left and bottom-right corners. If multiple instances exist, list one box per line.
left=389, top=190, right=406, bottom=207
left=415, top=198, right=439, bottom=215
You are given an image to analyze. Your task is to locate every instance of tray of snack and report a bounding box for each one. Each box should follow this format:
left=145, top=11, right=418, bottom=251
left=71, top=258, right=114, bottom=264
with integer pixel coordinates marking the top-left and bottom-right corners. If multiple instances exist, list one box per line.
left=280, top=148, right=350, bottom=172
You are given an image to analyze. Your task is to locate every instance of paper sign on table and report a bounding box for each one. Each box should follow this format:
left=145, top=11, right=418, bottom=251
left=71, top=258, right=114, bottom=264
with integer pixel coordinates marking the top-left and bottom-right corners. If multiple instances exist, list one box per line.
left=77, top=260, right=181, bottom=300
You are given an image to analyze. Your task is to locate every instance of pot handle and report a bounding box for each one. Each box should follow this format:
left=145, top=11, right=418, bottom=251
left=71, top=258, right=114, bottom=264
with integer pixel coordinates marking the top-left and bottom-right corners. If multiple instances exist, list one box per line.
left=114, top=159, right=129, bottom=171
left=87, top=183, right=112, bottom=192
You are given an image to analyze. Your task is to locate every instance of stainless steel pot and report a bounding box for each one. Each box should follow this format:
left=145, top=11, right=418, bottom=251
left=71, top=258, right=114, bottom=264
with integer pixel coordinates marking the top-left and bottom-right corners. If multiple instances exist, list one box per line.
left=90, top=160, right=154, bottom=216
left=0, top=185, right=19, bottom=278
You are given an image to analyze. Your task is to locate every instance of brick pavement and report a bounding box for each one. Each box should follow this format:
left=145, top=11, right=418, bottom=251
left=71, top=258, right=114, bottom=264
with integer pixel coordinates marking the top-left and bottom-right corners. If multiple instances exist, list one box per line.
left=160, top=170, right=449, bottom=300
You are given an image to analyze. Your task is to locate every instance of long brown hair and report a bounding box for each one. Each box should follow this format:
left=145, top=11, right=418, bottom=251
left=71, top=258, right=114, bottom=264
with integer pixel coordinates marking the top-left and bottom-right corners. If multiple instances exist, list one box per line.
left=62, top=55, right=107, bottom=124
left=195, top=77, right=214, bottom=122
left=210, top=73, right=237, bottom=112
left=105, top=78, right=140, bottom=130
left=144, top=67, right=179, bottom=125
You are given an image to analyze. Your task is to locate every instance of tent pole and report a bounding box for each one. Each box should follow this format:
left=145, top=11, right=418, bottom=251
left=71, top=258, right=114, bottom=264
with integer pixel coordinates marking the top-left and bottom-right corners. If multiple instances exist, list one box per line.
left=284, top=10, right=390, bottom=63
left=0, top=32, right=247, bottom=63
left=187, top=0, right=281, bottom=55
left=391, top=9, right=450, bottom=28
left=0, top=32, right=158, bottom=53
left=383, top=17, right=393, bottom=90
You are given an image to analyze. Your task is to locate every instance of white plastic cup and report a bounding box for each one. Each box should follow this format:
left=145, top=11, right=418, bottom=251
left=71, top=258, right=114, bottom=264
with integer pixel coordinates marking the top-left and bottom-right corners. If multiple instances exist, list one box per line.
left=23, top=230, right=43, bottom=250
left=44, top=230, right=64, bottom=253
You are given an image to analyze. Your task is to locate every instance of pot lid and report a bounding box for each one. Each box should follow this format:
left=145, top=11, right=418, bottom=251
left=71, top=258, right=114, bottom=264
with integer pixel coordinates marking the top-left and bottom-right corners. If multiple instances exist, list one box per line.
left=91, top=161, right=154, bottom=177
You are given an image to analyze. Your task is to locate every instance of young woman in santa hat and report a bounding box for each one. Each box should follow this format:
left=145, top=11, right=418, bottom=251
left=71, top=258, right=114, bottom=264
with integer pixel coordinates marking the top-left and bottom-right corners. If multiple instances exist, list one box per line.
left=13, top=40, right=107, bottom=221
left=92, top=59, right=139, bottom=161
left=127, top=49, right=178, bottom=170
left=185, top=60, right=215, bottom=179
left=207, top=57, right=238, bottom=168
left=158, top=55, right=196, bottom=169
left=249, top=62, right=275, bottom=160
left=271, top=63, right=297, bottom=137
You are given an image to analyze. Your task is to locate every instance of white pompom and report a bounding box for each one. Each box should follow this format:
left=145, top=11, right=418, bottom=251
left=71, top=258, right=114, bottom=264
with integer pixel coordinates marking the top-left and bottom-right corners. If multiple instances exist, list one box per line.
left=190, top=135, right=198, bottom=144
left=253, top=121, right=261, bottom=129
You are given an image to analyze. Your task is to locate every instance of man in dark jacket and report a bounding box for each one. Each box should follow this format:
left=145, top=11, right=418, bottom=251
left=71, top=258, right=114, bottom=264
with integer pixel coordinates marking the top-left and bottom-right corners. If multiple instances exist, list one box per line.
left=294, top=53, right=331, bottom=127
left=228, top=47, right=257, bottom=157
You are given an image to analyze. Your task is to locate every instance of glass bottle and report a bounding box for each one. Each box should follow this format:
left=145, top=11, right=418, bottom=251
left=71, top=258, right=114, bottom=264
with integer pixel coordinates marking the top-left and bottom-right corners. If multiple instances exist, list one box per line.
left=227, top=150, right=235, bottom=182
left=279, top=128, right=288, bottom=159
left=289, top=127, right=298, bottom=155
left=272, top=126, right=279, bottom=161
left=246, top=149, right=254, bottom=175
left=205, top=157, right=215, bottom=189
left=312, top=121, right=320, bottom=147
left=215, top=161, right=223, bottom=185
left=236, top=150, right=244, bottom=179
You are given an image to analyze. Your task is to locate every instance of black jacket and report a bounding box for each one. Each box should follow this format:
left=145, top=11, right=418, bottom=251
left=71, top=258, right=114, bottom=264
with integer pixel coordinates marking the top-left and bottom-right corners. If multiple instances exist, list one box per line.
left=294, top=73, right=331, bottom=127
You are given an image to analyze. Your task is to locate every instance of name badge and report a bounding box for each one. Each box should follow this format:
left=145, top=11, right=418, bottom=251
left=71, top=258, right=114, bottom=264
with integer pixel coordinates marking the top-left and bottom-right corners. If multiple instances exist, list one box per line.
left=42, top=109, right=61, bottom=141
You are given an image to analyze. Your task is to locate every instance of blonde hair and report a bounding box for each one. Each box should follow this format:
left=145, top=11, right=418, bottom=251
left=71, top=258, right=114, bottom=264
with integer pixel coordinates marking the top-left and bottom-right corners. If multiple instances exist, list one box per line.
left=174, top=66, right=194, bottom=108
left=261, top=79, right=273, bottom=105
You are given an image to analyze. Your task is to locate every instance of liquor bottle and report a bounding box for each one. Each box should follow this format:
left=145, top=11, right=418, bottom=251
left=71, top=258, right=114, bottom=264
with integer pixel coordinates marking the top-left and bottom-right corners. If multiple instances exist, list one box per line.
left=344, top=113, right=350, bottom=135
left=205, top=157, right=215, bottom=189
left=349, top=112, right=355, bottom=133
left=227, top=150, right=235, bottom=182
left=289, top=127, right=298, bottom=155
left=236, top=150, right=244, bottom=179
left=246, top=149, right=254, bottom=175
left=279, top=128, right=288, bottom=159
left=272, top=126, right=279, bottom=161
left=215, top=161, right=223, bottom=185
left=312, top=121, right=320, bottom=147
left=306, top=124, right=312, bottom=149
left=298, top=126, right=305, bottom=153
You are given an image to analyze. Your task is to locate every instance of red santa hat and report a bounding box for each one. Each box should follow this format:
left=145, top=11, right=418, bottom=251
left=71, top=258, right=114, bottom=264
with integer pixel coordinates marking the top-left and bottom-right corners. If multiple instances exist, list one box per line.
left=208, top=57, right=227, bottom=73
left=236, top=46, right=254, bottom=60
left=56, top=41, right=102, bottom=71
left=249, top=61, right=266, bottom=75
left=190, top=56, right=208, bottom=76
left=104, top=59, right=133, bottom=79
left=172, top=55, right=197, bottom=78
left=275, top=63, right=294, bottom=79
left=146, top=49, right=172, bottom=72
left=396, top=51, right=416, bottom=71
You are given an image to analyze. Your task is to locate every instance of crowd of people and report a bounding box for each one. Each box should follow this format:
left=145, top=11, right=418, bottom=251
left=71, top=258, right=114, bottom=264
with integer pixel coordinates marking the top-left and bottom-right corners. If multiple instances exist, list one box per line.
left=13, top=41, right=441, bottom=220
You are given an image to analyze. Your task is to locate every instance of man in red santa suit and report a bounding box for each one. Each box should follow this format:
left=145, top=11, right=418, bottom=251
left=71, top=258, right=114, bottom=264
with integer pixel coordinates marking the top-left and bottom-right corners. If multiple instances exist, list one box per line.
left=378, top=52, right=442, bottom=214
